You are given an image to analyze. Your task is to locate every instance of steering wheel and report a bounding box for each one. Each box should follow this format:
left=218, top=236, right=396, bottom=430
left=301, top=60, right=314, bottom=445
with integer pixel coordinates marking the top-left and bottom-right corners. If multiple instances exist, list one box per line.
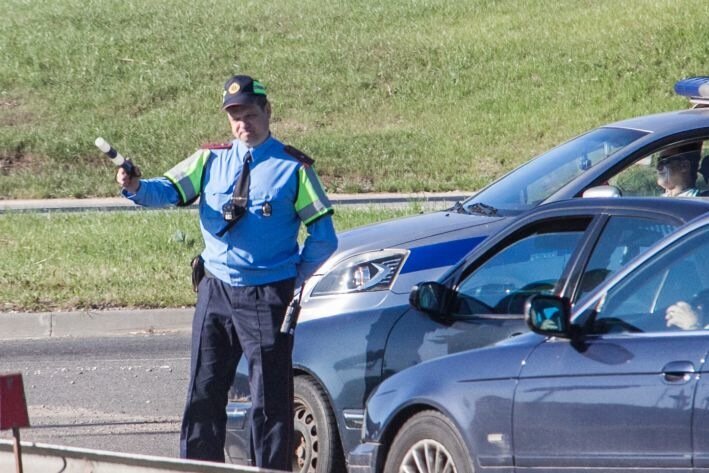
left=494, top=281, right=556, bottom=314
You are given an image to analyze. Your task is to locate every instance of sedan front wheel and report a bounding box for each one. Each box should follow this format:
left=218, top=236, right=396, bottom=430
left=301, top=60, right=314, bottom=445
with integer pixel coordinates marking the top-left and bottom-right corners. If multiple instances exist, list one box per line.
left=384, top=410, right=473, bottom=473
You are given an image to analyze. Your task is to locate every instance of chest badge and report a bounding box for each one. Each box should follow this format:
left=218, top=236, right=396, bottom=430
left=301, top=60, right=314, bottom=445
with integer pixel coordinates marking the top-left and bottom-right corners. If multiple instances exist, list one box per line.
left=262, top=202, right=272, bottom=217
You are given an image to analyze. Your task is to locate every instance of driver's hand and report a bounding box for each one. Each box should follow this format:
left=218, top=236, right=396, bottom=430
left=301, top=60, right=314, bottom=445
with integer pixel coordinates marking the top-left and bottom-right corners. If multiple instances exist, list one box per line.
left=666, top=301, right=701, bottom=330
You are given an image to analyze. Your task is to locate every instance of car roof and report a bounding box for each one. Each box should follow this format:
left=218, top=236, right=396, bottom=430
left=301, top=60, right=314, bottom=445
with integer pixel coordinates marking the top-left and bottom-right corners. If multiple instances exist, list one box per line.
left=606, top=108, right=709, bottom=134
left=524, top=196, right=709, bottom=221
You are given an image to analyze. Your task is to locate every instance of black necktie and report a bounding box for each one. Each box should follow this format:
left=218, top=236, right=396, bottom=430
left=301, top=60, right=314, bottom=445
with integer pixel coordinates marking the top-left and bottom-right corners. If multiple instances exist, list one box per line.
left=231, top=151, right=251, bottom=209
left=216, top=152, right=252, bottom=237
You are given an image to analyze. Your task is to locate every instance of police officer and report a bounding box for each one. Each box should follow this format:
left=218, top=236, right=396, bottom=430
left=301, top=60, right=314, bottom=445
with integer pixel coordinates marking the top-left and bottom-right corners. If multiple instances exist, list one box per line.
left=116, top=74, right=338, bottom=470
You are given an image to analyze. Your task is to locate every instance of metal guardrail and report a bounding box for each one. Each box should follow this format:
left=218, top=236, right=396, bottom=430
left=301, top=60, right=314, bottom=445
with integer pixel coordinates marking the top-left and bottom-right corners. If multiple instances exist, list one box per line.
left=0, top=192, right=470, bottom=214
left=0, top=439, right=276, bottom=473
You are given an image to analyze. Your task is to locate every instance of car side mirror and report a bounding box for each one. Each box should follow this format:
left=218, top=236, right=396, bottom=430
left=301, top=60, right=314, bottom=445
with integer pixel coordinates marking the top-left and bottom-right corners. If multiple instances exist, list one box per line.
left=524, top=294, right=572, bottom=338
left=582, top=185, right=622, bottom=198
left=409, top=281, right=454, bottom=318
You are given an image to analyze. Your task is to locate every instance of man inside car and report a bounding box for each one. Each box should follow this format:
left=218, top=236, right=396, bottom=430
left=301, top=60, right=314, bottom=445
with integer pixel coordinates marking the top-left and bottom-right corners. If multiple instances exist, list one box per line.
left=656, top=142, right=703, bottom=197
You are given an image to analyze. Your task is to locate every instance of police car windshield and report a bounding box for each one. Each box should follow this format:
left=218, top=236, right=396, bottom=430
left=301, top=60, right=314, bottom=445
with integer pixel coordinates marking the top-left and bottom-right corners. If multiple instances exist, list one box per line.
left=464, top=127, right=648, bottom=214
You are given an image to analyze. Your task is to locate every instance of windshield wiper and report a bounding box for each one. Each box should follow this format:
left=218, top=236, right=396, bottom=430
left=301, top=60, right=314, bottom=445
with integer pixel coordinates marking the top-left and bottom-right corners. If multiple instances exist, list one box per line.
left=449, top=201, right=468, bottom=214
left=466, top=202, right=498, bottom=216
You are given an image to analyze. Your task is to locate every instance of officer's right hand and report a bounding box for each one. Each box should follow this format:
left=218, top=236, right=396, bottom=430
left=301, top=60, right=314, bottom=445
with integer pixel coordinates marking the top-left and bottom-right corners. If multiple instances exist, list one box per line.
left=116, top=167, right=141, bottom=194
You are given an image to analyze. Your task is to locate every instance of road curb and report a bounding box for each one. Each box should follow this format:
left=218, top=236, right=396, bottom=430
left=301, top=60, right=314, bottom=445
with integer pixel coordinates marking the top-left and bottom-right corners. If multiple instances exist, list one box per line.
left=0, top=308, right=194, bottom=340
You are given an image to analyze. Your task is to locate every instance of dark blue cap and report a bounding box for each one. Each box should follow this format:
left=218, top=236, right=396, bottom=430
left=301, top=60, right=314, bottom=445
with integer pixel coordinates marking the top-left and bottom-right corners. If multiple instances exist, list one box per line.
left=222, top=75, right=267, bottom=110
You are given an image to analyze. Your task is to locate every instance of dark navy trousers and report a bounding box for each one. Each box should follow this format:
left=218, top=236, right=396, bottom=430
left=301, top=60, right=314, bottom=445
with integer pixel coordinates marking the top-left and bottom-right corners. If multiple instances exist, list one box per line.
left=180, top=275, right=295, bottom=471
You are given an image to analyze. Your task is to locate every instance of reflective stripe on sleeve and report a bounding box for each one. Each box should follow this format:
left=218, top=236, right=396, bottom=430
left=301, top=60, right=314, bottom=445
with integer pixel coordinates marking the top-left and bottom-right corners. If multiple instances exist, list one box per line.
left=163, top=150, right=211, bottom=205
left=295, top=165, right=333, bottom=225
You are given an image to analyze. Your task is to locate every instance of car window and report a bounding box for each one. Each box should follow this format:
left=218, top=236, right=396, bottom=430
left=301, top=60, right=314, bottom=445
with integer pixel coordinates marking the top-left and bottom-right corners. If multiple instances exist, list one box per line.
left=575, top=217, right=677, bottom=301
left=465, top=127, right=647, bottom=213
left=609, top=139, right=708, bottom=197
left=591, top=226, right=709, bottom=334
left=455, top=226, right=586, bottom=315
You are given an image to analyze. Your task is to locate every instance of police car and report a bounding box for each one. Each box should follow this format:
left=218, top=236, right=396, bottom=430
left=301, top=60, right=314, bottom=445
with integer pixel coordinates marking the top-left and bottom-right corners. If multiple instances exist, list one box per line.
left=225, top=77, right=709, bottom=473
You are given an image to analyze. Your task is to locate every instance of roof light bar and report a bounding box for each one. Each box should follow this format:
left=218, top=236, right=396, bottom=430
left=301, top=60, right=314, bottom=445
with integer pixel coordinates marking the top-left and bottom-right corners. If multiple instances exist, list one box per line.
left=675, top=76, right=709, bottom=108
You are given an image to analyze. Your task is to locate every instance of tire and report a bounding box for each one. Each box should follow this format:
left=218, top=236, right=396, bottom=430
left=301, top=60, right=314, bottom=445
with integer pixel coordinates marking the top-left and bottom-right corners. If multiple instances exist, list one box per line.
left=384, top=411, right=473, bottom=473
left=292, top=376, right=345, bottom=473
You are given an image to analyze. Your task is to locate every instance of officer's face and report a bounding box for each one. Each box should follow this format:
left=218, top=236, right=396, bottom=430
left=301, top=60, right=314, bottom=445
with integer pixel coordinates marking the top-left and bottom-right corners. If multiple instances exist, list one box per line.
left=226, top=102, right=271, bottom=147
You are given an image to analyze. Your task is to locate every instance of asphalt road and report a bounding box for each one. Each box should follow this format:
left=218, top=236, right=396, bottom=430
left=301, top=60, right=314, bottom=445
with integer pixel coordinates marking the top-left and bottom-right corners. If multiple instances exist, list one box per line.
left=0, top=333, right=191, bottom=458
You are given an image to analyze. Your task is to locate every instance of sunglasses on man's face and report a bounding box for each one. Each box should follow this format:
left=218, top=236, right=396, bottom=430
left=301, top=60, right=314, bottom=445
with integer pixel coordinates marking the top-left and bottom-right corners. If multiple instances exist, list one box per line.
left=656, top=157, right=683, bottom=171
left=656, top=158, right=670, bottom=171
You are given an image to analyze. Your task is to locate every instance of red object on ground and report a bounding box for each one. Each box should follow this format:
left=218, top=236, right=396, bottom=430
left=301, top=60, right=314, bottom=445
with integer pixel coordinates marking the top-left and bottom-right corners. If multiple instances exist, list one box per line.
left=0, top=373, right=30, bottom=430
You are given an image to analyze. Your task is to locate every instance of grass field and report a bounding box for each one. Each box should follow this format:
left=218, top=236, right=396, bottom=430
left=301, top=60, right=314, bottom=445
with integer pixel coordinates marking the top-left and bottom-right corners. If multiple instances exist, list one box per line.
left=0, top=206, right=421, bottom=311
left=2, top=0, right=708, bottom=311
left=2, top=0, right=707, bottom=198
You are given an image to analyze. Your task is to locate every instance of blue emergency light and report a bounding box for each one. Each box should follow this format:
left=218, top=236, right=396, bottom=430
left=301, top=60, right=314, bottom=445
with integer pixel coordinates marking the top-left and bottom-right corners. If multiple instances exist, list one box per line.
left=674, top=77, right=709, bottom=107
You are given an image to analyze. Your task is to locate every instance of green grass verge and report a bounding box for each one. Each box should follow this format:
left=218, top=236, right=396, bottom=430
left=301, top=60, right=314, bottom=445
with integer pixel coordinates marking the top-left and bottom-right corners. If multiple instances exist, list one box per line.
left=0, top=206, right=421, bottom=311
left=1, top=0, right=707, bottom=198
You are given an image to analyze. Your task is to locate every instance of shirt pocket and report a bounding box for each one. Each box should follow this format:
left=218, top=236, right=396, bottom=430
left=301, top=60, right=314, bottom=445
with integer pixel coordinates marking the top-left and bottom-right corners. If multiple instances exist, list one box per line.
left=249, top=188, right=295, bottom=221
left=201, top=190, right=234, bottom=232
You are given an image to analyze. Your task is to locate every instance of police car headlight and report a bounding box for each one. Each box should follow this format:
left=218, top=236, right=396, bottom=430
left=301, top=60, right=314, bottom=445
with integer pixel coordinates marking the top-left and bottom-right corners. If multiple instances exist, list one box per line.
left=311, top=249, right=408, bottom=296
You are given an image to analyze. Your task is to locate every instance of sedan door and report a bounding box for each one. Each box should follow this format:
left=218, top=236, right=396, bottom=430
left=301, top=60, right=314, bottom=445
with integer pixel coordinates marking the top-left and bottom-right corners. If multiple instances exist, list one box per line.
left=514, top=225, right=709, bottom=471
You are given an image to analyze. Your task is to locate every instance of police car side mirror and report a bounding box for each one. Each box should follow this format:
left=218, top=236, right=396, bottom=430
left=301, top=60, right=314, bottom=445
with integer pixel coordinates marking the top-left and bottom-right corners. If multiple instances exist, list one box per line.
left=582, top=185, right=622, bottom=198
left=410, top=281, right=455, bottom=318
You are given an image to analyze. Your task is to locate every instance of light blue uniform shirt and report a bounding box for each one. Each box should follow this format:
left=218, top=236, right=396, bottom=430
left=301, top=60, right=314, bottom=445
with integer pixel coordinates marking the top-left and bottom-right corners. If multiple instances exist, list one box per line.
left=123, top=136, right=337, bottom=287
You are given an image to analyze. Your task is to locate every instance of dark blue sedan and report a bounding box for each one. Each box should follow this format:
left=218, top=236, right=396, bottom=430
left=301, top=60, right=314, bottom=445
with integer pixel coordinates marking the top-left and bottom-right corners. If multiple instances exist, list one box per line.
left=350, top=212, right=709, bottom=473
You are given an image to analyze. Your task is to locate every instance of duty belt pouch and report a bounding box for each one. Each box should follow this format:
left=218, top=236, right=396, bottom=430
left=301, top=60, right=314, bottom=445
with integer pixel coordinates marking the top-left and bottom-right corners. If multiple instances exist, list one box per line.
left=191, top=255, right=205, bottom=293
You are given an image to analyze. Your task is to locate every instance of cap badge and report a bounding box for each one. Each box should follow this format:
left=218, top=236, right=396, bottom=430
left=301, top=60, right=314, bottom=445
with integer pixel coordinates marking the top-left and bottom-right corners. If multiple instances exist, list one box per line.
left=228, top=83, right=240, bottom=94
left=262, top=202, right=272, bottom=217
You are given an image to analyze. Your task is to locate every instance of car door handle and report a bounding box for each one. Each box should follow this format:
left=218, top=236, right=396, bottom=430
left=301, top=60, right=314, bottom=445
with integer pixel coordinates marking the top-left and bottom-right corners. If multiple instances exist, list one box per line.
left=662, top=361, right=696, bottom=383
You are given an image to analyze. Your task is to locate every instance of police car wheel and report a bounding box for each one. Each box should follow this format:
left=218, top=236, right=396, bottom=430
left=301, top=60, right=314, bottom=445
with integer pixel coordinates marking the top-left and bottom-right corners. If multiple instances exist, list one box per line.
left=293, top=376, right=345, bottom=473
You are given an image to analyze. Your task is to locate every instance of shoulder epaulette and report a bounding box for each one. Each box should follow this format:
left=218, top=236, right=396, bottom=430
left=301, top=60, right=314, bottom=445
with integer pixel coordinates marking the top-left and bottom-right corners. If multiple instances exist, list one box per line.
left=284, top=145, right=315, bottom=166
left=201, top=142, right=232, bottom=150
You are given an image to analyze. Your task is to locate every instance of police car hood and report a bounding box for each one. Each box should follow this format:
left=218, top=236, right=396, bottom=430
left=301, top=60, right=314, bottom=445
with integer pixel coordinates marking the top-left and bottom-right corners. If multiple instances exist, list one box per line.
left=317, top=209, right=507, bottom=280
